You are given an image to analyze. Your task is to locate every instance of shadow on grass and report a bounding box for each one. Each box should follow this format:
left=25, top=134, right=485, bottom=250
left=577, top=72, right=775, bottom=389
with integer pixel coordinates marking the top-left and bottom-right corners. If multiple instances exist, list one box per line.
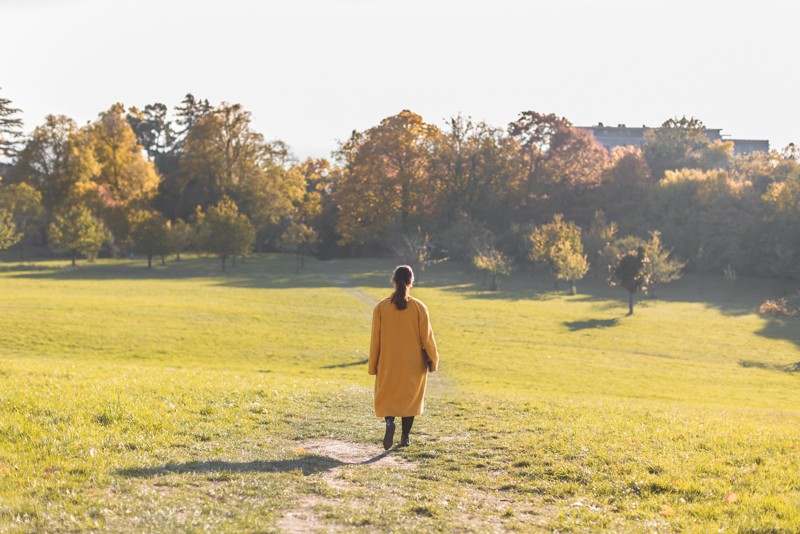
left=117, top=455, right=345, bottom=478
left=321, top=358, right=369, bottom=369
left=5, top=255, right=800, bottom=350
left=754, top=316, right=800, bottom=354
left=564, top=318, right=619, bottom=331
left=118, top=449, right=398, bottom=478
left=3, top=256, right=340, bottom=289
left=739, top=359, right=800, bottom=373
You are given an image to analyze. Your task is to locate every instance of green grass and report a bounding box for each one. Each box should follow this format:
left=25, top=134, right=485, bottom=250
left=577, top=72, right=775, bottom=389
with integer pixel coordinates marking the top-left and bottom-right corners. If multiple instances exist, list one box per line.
left=1, top=254, right=798, bottom=532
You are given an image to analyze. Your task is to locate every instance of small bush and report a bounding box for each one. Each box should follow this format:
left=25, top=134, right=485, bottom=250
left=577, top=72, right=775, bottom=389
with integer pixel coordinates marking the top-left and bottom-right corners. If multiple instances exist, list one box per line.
left=758, top=297, right=799, bottom=317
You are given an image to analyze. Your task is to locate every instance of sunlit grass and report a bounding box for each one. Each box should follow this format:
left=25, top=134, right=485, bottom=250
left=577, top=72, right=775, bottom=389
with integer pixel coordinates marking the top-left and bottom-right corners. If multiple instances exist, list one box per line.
left=1, top=254, right=798, bottom=531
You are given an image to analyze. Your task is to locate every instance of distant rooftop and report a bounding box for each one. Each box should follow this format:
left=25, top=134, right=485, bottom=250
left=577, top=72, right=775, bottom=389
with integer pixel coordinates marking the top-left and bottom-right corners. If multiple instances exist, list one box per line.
left=581, top=123, right=769, bottom=156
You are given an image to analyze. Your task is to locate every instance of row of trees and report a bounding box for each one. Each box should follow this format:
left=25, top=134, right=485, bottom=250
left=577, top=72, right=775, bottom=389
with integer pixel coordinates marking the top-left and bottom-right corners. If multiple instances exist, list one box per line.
left=1, top=88, right=799, bottom=287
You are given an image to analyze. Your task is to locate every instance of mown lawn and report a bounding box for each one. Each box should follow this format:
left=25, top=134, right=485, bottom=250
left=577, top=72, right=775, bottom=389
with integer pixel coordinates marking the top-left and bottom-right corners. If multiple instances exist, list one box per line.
left=1, top=254, right=798, bottom=532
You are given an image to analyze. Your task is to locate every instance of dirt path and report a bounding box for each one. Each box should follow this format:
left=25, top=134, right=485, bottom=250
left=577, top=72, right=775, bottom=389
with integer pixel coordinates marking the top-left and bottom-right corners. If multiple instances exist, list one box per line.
left=276, top=439, right=413, bottom=533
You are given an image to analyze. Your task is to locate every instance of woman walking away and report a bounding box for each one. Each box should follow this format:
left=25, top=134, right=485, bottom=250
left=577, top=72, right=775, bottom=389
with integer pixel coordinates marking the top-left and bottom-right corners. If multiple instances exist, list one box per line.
left=369, top=265, right=439, bottom=450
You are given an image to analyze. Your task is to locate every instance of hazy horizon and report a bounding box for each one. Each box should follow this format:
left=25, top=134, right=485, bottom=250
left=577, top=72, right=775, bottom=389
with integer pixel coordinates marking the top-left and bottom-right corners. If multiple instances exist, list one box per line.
left=3, top=0, right=798, bottom=160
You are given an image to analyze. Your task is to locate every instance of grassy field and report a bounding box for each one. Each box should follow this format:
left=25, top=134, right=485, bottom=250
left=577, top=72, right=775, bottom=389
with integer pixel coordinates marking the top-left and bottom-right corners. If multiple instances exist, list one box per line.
left=1, top=254, right=798, bottom=532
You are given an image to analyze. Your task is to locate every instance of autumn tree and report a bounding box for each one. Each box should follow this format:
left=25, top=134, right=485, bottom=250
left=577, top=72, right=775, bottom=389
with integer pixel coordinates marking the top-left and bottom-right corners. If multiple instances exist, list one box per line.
left=508, top=111, right=571, bottom=219
left=641, top=231, right=685, bottom=298
left=539, top=126, right=609, bottom=223
left=551, top=239, right=589, bottom=295
left=334, top=110, right=439, bottom=248
left=179, top=102, right=262, bottom=208
left=393, top=229, right=445, bottom=275
left=48, top=206, right=111, bottom=265
left=89, top=104, right=161, bottom=243
left=473, top=245, right=512, bottom=291
left=594, top=146, right=653, bottom=236
left=178, top=102, right=301, bottom=243
left=11, top=115, right=100, bottom=213
left=508, top=112, right=608, bottom=224
left=129, top=210, right=173, bottom=268
left=583, top=210, right=618, bottom=279
left=529, top=214, right=585, bottom=289
left=0, top=183, right=45, bottom=259
left=0, top=88, right=23, bottom=160
left=437, top=214, right=493, bottom=263
left=168, top=218, right=194, bottom=260
left=653, top=168, right=757, bottom=274
left=430, top=115, right=522, bottom=229
left=643, top=116, right=712, bottom=180
left=90, top=104, right=161, bottom=204
left=237, top=154, right=305, bottom=250
left=196, top=197, right=255, bottom=272
left=761, top=166, right=800, bottom=278
left=610, top=247, right=648, bottom=315
left=0, top=209, right=21, bottom=251
left=281, top=220, right=317, bottom=273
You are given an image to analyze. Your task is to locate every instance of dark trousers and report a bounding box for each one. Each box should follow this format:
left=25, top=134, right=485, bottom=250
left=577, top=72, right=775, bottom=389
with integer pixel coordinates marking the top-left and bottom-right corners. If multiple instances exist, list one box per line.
left=385, top=416, right=414, bottom=434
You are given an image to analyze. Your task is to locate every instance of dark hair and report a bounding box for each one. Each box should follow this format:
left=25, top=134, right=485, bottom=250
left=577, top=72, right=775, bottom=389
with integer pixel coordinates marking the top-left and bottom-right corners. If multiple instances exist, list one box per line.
left=390, top=265, right=414, bottom=310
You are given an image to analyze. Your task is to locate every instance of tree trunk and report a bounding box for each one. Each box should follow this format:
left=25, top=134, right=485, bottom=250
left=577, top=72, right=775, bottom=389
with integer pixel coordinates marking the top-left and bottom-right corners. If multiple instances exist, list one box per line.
left=71, top=251, right=76, bottom=266
left=569, top=281, right=576, bottom=295
left=147, top=255, right=152, bottom=269
left=221, top=254, right=227, bottom=272
left=401, top=178, right=410, bottom=234
left=161, top=256, right=166, bottom=266
left=490, top=273, right=498, bottom=291
left=628, top=291, right=634, bottom=315
left=19, top=242, right=24, bottom=262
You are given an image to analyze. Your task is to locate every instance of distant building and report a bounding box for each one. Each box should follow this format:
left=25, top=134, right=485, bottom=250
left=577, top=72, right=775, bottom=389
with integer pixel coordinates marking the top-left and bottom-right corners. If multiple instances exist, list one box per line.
left=581, top=123, right=769, bottom=156
left=729, top=139, right=770, bottom=156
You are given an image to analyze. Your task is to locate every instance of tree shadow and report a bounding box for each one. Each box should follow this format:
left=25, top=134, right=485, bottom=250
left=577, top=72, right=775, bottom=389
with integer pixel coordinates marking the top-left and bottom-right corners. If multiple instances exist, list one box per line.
left=117, top=455, right=345, bottom=478
left=754, top=316, right=800, bottom=355
left=564, top=318, right=619, bottom=331
left=3, top=257, right=340, bottom=289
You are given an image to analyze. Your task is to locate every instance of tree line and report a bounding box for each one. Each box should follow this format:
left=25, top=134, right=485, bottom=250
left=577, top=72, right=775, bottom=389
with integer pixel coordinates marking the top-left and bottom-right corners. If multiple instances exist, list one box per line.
left=1, top=88, right=799, bottom=289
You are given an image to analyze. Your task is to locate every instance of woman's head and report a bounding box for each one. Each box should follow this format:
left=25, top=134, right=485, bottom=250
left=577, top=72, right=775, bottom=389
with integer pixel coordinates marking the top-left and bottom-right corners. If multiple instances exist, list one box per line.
left=390, top=265, right=414, bottom=310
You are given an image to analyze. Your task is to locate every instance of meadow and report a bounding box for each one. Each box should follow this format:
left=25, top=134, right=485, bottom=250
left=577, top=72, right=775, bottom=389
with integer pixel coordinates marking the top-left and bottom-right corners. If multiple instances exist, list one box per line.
left=0, top=254, right=798, bottom=532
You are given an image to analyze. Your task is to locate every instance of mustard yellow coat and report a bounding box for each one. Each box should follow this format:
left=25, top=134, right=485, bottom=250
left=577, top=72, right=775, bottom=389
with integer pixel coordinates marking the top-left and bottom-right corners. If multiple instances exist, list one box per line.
left=368, top=295, right=439, bottom=417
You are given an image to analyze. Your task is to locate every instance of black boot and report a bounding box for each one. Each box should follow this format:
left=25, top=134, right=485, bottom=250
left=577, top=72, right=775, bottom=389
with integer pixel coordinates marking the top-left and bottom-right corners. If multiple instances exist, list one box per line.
left=400, top=416, right=414, bottom=447
left=383, top=417, right=395, bottom=450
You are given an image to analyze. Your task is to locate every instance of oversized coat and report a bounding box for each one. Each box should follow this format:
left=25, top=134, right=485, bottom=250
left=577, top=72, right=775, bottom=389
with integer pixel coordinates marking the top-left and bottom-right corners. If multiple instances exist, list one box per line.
left=368, top=295, right=439, bottom=417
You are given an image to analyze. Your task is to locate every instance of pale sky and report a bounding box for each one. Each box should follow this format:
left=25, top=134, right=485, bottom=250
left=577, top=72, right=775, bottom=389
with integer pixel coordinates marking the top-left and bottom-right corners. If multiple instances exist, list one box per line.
left=3, top=0, right=799, bottom=160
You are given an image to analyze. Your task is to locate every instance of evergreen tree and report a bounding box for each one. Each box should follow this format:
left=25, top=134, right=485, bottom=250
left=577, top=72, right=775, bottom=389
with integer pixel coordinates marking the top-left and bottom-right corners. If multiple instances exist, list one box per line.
left=0, top=88, right=23, bottom=160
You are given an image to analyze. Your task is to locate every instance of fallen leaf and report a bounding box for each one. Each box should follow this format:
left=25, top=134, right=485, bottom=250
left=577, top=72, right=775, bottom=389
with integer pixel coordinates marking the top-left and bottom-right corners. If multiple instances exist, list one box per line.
left=724, top=492, right=737, bottom=503
left=659, top=505, right=675, bottom=517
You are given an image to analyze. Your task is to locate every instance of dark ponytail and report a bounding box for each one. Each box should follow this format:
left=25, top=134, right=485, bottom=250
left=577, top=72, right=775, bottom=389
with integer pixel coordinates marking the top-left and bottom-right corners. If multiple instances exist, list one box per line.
left=390, top=265, right=414, bottom=310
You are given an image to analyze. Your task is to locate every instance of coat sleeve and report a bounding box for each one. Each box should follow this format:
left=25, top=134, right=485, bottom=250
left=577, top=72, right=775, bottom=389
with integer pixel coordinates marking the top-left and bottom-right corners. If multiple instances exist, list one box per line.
left=368, top=303, right=380, bottom=375
left=419, top=302, right=439, bottom=372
